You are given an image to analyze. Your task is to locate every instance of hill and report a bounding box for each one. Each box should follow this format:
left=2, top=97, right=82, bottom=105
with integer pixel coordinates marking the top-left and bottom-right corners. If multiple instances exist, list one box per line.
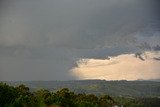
left=4, top=80, right=160, bottom=97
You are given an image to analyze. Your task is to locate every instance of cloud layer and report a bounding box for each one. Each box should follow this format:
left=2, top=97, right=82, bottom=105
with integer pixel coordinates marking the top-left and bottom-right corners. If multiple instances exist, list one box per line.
left=0, top=0, right=160, bottom=80
left=0, top=0, right=158, bottom=48
left=71, top=51, right=160, bottom=80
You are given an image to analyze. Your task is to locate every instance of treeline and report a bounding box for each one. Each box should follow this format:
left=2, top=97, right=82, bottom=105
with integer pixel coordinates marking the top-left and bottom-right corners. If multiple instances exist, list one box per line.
left=6, top=80, right=160, bottom=97
left=0, top=83, right=160, bottom=107
left=0, top=82, right=115, bottom=107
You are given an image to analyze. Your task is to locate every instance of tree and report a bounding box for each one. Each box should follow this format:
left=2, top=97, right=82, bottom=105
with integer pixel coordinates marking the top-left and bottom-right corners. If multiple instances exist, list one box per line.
left=15, top=84, right=30, bottom=95
left=53, top=88, right=76, bottom=107
left=99, top=95, right=114, bottom=107
left=0, top=83, right=18, bottom=106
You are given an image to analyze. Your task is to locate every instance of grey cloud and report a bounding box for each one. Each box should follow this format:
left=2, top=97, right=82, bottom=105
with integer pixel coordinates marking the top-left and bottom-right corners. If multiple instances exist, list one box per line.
left=0, top=56, right=76, bottom=81
left=0, top=0, right=157, bottom=48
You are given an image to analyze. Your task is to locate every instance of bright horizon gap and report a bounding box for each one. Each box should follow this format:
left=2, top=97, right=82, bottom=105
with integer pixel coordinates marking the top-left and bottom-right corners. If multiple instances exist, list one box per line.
left=71, top=51, right=160, bottom=80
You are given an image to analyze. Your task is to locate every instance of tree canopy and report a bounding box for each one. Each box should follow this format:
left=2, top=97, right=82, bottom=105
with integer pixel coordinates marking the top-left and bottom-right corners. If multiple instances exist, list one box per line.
left=0, top=82, right=160, bottom=107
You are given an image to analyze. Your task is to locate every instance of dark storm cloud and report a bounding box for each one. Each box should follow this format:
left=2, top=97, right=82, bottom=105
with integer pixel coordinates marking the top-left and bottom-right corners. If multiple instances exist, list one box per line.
left=0, top=0, right=159, bottom=80
left=0, top=0, right=155, bottom=48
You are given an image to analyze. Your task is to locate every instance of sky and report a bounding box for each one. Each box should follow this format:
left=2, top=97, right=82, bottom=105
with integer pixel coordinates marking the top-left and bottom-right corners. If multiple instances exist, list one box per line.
left=71, top=51, right=160, bottom=80
left=0, top=0, right=160, bottom=81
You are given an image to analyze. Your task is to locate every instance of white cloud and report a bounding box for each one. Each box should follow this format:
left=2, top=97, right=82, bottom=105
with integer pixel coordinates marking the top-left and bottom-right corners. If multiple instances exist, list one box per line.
left=71, top=51, right=160, bottom=80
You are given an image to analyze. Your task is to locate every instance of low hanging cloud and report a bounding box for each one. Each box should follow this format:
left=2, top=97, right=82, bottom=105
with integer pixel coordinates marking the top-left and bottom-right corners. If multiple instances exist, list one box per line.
left=71, top=51, right=160, bottom=80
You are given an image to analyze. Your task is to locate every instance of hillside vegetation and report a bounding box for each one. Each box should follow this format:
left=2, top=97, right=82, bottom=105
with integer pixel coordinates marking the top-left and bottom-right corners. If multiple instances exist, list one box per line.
left=1, top=82, right=160, bottom=107
left=5, top=80, right=160, bottom=97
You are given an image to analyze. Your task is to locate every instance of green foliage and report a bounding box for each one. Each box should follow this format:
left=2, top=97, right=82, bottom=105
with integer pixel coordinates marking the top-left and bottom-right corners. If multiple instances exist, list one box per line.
left=75, top=93, right=99, bottom=107
left=0, top=83, right=18, bottom=107
left=15, top=84, right=30, bottom=95
left=5, top=80, right=160, bottom=97
left=114, top=97, right=160, bottom=107
left=99, top=95, right=114, bottom=107
left=0, top=82, right=160, bottom=107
